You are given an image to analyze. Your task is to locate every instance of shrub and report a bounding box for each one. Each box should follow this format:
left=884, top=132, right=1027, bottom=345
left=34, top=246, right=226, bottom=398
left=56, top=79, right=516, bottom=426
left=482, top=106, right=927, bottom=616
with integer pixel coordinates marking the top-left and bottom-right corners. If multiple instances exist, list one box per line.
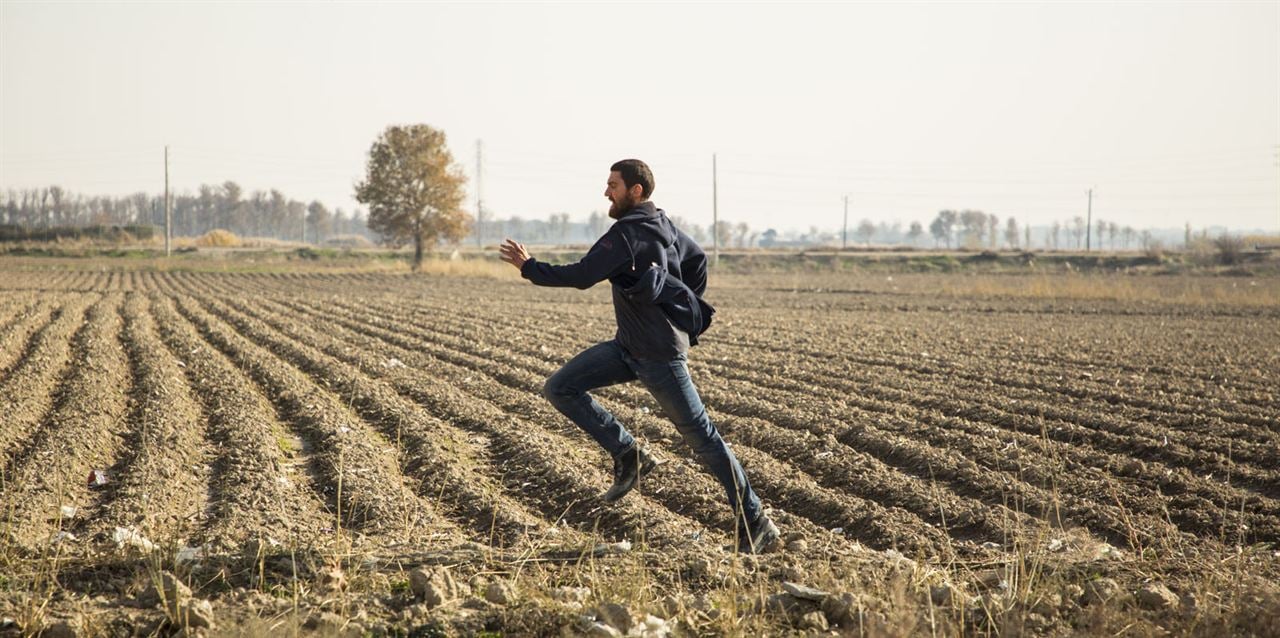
left=195, top=229, right=240, bottom=247
left=1212, top=234, right=1246, bottom=265
left=324, top=234, right=374, bottom=248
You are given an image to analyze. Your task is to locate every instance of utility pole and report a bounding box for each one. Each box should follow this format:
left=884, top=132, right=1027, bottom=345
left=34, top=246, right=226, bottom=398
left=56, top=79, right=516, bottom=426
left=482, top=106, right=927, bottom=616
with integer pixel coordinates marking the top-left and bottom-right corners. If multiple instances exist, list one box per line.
left=842, top=195, right=849, bottom=250
left=712, top=153, right=719, bottom=268
left=164, top=145, right=171, bottom=257
left=475, top=139, right=484, bottom=249
left=1085, top=188, right=1093, bottom=252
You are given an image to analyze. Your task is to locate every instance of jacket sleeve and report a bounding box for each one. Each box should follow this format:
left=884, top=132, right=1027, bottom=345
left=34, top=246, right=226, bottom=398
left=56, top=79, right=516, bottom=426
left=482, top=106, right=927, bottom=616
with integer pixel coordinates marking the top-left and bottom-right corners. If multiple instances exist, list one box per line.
left=676, top=232, right=708, bottom=297
left=519, top=229, right=632, bottom=289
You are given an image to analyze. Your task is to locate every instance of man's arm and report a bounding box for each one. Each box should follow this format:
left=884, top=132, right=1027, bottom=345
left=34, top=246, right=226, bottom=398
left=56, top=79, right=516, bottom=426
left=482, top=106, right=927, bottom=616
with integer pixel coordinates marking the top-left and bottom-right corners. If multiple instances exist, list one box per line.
left=499, top=233, right=631, bottom=289
left=675, top=230, right=708, bottom=297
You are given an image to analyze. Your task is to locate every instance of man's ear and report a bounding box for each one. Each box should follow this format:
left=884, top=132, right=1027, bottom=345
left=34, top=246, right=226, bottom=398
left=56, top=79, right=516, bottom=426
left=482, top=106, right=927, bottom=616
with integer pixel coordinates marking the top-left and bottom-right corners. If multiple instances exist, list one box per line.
left=630, top=183, right=645, bottom=200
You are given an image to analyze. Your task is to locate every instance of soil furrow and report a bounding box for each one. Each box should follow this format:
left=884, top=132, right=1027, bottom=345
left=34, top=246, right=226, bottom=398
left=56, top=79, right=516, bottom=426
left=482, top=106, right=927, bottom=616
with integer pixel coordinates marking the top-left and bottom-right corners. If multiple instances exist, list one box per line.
left=169, top=295, right=456, bottom=543
left=0, top=297, right=59, bottom=385
left=0, top=294, right=97, bottom=468
left=222, top=297, right=729, bottom=550
left=692, top=356, right=1280, bottom=540
left=353, top=295, right=1195, bottom=549
left=269, top=294, right=948, bottom=555
left=285, top=295, right=1027, bottom=550
left=88, top=293, right=212, bottom=545
left=388, top=293, right=1279, bottom=539
left=2, top=293, right=130, bottom=550
left=204, top=294, right=586, bottom=548
left=148, top=294, right=333, bottom=548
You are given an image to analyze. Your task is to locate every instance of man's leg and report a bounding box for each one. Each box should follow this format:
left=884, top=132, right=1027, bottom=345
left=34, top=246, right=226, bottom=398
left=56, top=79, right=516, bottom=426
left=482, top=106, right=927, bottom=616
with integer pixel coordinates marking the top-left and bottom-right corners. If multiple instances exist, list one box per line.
left=543, top=340, right=639, bottom=458
left=632, top=354, right=764, bottom=532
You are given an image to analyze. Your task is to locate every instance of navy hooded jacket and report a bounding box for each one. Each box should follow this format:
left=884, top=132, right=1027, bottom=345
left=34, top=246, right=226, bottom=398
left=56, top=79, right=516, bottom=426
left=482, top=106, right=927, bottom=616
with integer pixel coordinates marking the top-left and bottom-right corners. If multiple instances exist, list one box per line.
left=519, top=201, right=709, bottom=360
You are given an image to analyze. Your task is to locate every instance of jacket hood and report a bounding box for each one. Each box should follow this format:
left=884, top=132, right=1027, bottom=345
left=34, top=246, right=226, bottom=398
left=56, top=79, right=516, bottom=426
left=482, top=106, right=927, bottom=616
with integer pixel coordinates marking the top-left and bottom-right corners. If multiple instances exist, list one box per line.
left=613, top=201, right=675, bottom=248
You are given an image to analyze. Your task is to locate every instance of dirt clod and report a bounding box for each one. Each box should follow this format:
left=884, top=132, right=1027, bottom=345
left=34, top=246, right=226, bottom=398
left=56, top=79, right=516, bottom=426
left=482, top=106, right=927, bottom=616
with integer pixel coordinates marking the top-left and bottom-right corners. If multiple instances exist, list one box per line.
left=595, top=602, right=634, bottom=633
left=1136, top=583, right=1180, bottom=610
left=41, top=620, right=79, bottom=638
left=783, top=581, right=831, bottom=602
left=485, top=581, right=515, bottom=605
left=1083, top=578, right=1123, bottom=605
left=409, top=567, right=463, bottom=608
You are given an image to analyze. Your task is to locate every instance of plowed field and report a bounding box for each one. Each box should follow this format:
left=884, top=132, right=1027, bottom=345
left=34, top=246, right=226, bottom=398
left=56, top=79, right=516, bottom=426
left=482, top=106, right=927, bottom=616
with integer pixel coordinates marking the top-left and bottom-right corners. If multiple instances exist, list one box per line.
left=0, top=266, right=1276, bottom=636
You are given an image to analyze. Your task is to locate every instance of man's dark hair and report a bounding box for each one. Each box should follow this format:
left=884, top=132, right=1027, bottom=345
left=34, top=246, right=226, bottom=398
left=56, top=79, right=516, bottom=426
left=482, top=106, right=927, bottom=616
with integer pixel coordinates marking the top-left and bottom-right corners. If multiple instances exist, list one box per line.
left=610, top=159, right=655, bottom=199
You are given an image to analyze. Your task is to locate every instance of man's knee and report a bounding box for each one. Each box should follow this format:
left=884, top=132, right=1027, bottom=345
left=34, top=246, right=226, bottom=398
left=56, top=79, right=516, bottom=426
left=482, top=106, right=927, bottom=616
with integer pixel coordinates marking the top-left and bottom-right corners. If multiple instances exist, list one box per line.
left=542, top=374, right=571, bottom=404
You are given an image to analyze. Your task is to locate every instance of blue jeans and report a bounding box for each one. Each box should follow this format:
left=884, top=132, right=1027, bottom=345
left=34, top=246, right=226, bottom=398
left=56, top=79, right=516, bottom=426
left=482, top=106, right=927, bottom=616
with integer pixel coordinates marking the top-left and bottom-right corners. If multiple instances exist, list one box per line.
left=543, top=340, right=763, bottom=526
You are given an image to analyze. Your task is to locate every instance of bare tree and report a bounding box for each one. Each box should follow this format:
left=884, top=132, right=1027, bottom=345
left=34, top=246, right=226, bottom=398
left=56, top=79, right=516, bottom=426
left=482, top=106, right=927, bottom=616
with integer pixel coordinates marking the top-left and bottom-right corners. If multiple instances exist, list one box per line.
left=907, top=220, right=923, bottom=246
left=1004, top=217, right=1019, bottom=249
left=1070, top=216, right=1085, bottom=249
left=855, top=219, right=876, bottom=247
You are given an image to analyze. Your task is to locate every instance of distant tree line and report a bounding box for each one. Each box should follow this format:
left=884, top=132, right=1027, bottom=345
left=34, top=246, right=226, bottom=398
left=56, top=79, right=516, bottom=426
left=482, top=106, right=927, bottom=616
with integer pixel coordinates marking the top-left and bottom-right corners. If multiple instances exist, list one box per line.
left=0, top=184, right=371, bottom=244
left=469, top=212, right=767, bottom=250
left=921, top=209, right=1147, bottom=251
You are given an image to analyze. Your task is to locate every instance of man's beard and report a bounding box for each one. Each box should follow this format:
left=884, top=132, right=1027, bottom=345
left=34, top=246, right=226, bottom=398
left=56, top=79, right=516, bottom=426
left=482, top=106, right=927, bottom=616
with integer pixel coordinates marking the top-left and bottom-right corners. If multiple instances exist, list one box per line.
left=608, top=192, right=635, bottom=219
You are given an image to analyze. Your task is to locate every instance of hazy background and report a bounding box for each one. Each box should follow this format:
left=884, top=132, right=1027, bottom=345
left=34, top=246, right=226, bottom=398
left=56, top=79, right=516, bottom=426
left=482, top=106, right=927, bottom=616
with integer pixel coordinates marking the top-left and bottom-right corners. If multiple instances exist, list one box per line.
left=2, top=1, right=1277, bottom=238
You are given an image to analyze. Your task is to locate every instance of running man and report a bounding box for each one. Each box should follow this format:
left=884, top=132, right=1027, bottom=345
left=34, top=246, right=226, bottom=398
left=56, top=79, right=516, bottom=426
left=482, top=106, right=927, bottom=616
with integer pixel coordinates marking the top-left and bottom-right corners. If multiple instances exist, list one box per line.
left=498, top=159, right=779, bottom=553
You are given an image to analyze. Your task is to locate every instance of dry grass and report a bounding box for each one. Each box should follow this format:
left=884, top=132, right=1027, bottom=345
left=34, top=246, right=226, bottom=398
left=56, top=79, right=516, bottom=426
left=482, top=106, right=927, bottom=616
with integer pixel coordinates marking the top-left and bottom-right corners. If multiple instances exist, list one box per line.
left=937, top=273, right=1280, bottom=308
left=192, top=229, right=241, bottom=248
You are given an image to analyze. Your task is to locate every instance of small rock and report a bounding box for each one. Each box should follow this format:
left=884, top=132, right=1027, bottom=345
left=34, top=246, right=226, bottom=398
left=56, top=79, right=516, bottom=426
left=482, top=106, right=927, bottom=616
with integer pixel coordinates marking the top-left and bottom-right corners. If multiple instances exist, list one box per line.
left=686, top=557, right=712, bottom=579
left=1082, top=578, right=1122, bottom=605
left=1180, top=591, right=1199, bottom=614
left=586, top=623, right=621, bottom=638
left=658, top=595, right=683, bottom=617
left=1024, top=612, right=1052, bottom=632
left=41, top=620, right=78, bottom=638
left=485, top=581, right=515, bottom=605
left=138, top=571, right=192, bottom=616
left=1064, top=584, right=1085, bottom=604
left=930, top=585, right=955, bottom=606
left=1136, top=583, right=1179, bottom=611
left=779, top=566, right=804, bottom=582
left=592, top=540, right=632, bottom=556
left=595, top=602, right=633, bottom=633
left=552, top=586, right=592, bottom=604
left=408, top=567, right=462, bottom=608
left=177, top=598, right=215, bottom=629
left=633, top=614, right=672, bottom=637
left=975, top=569, right=1007, bottom=591
left=799, top=610, right=829, bottom=631
left=882, top=549, right=917, bottom=572
left=1030, top=592, right=1062, bottom=617
left=1120, top=459, right=1145, bottom=476
left=783, top=582, right=831, bottom=602
left=1091, top=542, right=1124, bottom=561
left=786, top=538, right=809, bottom=552
left=764, top=593, right=809, bottom=622
left=304, top=611, right=344, bottom=631
left=242, top=536, right=281, bottom=558
left=821, top=592, right=856, bottom=627
left=175, top=544, right=204, bottom=564
left=322, top=566, right=347, bottom=592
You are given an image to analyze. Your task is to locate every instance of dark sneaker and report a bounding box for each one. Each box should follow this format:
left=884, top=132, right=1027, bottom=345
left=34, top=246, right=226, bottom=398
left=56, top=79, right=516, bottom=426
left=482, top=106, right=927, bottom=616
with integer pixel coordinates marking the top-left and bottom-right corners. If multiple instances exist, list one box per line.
left=737, top=514, right=780, bottom=554
left=602, top=446, right=658, bottom=503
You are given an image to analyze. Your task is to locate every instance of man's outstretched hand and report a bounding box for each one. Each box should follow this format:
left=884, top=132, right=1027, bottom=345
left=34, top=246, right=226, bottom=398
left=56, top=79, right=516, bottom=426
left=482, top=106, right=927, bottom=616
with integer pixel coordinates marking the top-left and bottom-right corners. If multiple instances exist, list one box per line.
left=499, top=238, right=530, bottom=270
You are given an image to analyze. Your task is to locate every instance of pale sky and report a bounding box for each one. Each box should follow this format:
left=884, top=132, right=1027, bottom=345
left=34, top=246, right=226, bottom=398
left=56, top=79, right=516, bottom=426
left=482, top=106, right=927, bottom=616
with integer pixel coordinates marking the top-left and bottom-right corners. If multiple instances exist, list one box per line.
left=2, top=1, right=1277, bottom=234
